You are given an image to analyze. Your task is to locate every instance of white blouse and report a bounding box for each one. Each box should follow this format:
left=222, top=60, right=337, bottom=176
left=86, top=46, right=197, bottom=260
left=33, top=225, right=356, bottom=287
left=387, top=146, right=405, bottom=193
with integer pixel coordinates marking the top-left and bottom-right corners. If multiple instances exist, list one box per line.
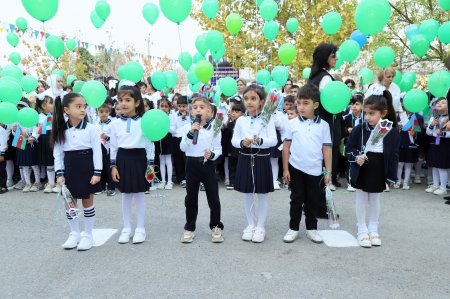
left=231, top=114, right=277, bottom=149
left=180, top=120, right=222, bottom=160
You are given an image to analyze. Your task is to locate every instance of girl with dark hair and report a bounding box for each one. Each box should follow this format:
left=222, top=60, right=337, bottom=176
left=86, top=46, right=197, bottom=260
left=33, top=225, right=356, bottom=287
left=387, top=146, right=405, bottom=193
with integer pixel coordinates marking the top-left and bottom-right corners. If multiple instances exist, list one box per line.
left=346, top=90, right=400, bottom=248
left=52, top=93, right=103, bottom=251
left=155, top=98, right=175, bottom=190
left=110, top=84, right=155, bottom=245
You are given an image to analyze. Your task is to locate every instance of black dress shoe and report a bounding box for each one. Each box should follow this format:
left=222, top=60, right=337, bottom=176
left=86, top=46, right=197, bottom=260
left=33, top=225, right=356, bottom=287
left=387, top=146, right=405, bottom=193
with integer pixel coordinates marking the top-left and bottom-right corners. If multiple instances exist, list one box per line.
left=445, top=200, right=450, bottom=205
left=443, top=196, right=450, bottom=200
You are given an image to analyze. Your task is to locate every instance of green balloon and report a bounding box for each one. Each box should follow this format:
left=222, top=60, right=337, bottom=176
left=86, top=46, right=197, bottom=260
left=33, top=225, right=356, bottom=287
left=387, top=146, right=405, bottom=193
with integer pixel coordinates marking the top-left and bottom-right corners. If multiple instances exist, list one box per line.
left=45, top=35, right=64, bottom=59
left=81, top=80, right=107, bottom=108
left=263, top=20, right=279, bottom=41
left=142, top=2, right=159, bottom=25
left=271, top=66, right=288, bottom=86
left=211, top=45, right=226, bottom=61
left=357, top=67, right=374, bottom=85
left=322, top=12, right=342, bottom=35
left=374, top=46, right=395, bottom=68
left=195, top=34, right=209, bottom=56
left=193, top=52, right=205, bottom=64
left=219, top=77, right=237, bottom=96
left=95, top=0, right=110, bottom=21
left=278, top=43, right=296, bottom=65
left=339, top=40, right=360, bottom=63
left=438, top=21, right=450, bottom=44
left=164, top=70, right=178, bottom=89
left=202, top=0, right=219, bottom=19
left=439, top=0, right=450, bottom=10
left=21, top=75, right=38, bottom=93
left=354, top=0, right=391, bottom=36
left=73, top=81, right=85, bottom=93
left=255, top=0, right=264, bottom=6
left=2, top=64, right=23, bottom=81
left=286, top=18, right=299, bottom=33
left=67, top=74, right=77, bottom=86
left=159, top=0, right=192, bottom=24
left=428, top=70, right=450, bottom=98
left=7, top=33, right=19, bottom=47
left=141, top=109, right=170, bottom=141
left=393, top=70, right=402, bottom=85
left=16, top=17, right=28, bottom=31
left=195, top=60, right=214, bottom=84
left=189, top=82, right=202, bottom=93
left=22, top=0, right=59, bottom=22
left=265, top=80, right=280, bottom=91
left=302, top=67, right=311, bottom=79
left=90, top=10, right=105, bottom=29
left=51, top=69, right=64, bottom=78
left=178, top=52, right=192, bottom=71
left=226, top=13, right=243, bottom=35
left=403, top=89, right=428, bottom=113
left=18, top=107, right=39, bottom=128
left=320, top=81, right=351, bottom=114
left=399, top=71, right=416, bottom=92
left=410, top=34, right=429, bottom=58
left=123, top=61, right=144, bottom=83
left=207, top=30, right=224, bottom=52
left=259, top=0, right=278, bottom=21
left=9, top=52, right=21, bottom=65
left=151, top=71, right=167, bottom=91
left=0, top=102, right=19, bottom=124
left=187, top=65, right=200, bottom=84
left=66, top=39, right=76, bottom=51
left=117, top=65, right=126, bottom=80
left=419, top=19, right=439, bottom=43
left=256, top=69, right=271, bottom=85
left=0, top=77, right=22, bottom=104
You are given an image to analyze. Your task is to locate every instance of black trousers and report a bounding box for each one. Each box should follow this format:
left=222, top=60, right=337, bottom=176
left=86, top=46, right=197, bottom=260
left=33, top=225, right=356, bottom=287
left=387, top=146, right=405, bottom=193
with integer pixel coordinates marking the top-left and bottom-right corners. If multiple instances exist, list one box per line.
left=332, top=143, right=340, bottom=183
left=173, top=137, right=186, bottom=183
left=184, top=157, right=223, bottom=231
left=228, top=156, right=237, bottom=185
left=101, top=146, right=116, bottom=191
left=0, top=160, right=6, bottom=188
left=288, top=164, right=322, bottom=230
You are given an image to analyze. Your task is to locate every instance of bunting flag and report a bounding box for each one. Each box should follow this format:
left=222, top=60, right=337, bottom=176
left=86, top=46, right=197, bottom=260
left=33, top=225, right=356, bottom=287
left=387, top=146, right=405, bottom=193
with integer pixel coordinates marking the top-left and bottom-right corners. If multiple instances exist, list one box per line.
left=9, top=23, right=15, bottom=32
left=12, top=128, right=27, bottom=150
left=34, top=30, right=39, bottom=38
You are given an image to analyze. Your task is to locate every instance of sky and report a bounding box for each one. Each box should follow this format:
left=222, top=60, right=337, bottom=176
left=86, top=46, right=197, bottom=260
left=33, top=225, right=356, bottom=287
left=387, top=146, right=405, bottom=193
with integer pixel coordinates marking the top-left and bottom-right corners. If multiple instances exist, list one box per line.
left=0, top=0, right=204, bottom=60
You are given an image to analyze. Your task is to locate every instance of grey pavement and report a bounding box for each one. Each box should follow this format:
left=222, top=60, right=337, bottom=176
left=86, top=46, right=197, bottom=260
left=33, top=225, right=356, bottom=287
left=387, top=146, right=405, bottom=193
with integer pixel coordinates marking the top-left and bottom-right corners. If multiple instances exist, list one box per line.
left=1, top=181, right=449, bottom=298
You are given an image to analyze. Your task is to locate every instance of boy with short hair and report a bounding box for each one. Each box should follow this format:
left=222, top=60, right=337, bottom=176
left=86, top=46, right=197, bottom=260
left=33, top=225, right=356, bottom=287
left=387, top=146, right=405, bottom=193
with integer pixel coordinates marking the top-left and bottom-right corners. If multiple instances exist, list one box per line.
left=173, top=96, right=190, bottom=187
left=290, top=84, right=300, bottom=97
left=96, top=103, right=116, bottom=196
left=286, top=106, right=298, bottom=120
left=282, top=84, right=332, bottom=244
left=282, top=95, right=295, bottom=114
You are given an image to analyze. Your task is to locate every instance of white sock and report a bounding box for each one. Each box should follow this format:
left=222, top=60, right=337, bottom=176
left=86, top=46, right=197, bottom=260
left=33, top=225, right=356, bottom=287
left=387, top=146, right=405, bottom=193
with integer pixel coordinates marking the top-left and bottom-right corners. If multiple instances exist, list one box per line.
left=270, top=158, right=279, bottom=181
left=160, top=154, right=167, bottom=183
left=415, top=159, right=423, bottom=178
left=438, top=168, right=448, bottom=189
left=433, top=168, right=440, bottom=187
left=164, top=155, right=173, bottom=184
left=397, top=162, right=404, bottom=183
left=31, top=165, right=40, bottom=184
left=256, top=193, right=269, bottom=229
left=224, top=157, right=229, bottom=181
left=403, top=163, right=412, bottom=185
left=355, top=189, right=369, bottom=235
left=6, top=160, right=14, bottom=181
left=428, top=167, right=433, bottom=184
left=367, top=193, right=381, bottom=233
left=23, top=167, right=32, bottom=185
left=47, top=166, right=55, bottom=184
left=83, top=205, right=95, bottom=236
left=244, top=193, right=256, bottom=227
left=121, top=193, right=133, bottom=229
left=134, top=192, right=146, bottom=229
left=19, top=167, right=25, bottom=181
left=66, top=213, right=80, bottom=234
left=40, top=166, right=46, bottom=180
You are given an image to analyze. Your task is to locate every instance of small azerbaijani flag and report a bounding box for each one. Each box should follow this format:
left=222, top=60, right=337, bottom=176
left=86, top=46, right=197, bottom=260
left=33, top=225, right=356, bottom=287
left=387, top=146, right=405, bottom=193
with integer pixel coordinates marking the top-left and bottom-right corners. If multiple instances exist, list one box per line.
left=412, top=116, right=421, bottom=133
left=39, top=113, right=53, bottom=135
left=12, top=127, right=27, bottom=150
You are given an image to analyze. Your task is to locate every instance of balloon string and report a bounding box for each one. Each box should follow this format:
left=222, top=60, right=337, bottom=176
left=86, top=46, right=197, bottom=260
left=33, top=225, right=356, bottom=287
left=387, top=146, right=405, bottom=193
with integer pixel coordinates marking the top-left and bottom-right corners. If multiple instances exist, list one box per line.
left=177, top=24, right=183, bottom=52
left=254, top=1, right=258, bottom=75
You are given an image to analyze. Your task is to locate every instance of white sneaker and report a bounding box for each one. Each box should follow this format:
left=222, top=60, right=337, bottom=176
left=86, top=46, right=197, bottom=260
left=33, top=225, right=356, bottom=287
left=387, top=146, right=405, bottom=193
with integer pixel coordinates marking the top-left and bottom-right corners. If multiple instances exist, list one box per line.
left=44, top=183, right=54, bottom=193
left=329, top=184, right=337, bottom=191
left=132, top=228, right=146, bottom=244
left=414, top=177, right=422, bottom=184
left=369, top=232, right=382, bottom=246
left=118, top=228, right=132, bottom=244
left=180, top=180, right=187, bottom=188
left=433, top=187, right=447, bottom=196
left=164, top=182, right=173, bottom=190
left=393, top=182, right=401, bottom=189
left=273, top=181, right=281, bottom=190
left=52, top=185, right=61, bottom=193
left=402, top=184, right=410, bottom=190
left=347, top=184, right=356, bottom=192
left=30, top=182, right=43, bottom=192
left=252, top=227, right=266, bottom=243
left=14, top=180, right=25, bottom=190
left=357, top=233, right=372, bottom=248
left=224, top=179, right=230, bottom=186
left=157, top=182, right=166, bottom=190
left=6, top=180, right=14, bottom=189
left=77, top=232, right=94, bottom=251
left=384, top=183, right=390, bottom=192
left=306, top=230, right=323, bottom=243
left=425, top=185, right=438, bottom=193
left=23, top=184, right=32, bottom=193
left=62, top=232, right=80, bottom=249
left=283, top=229, right=299, bottom=243
left=149, top=185, right=157, bottom=191
left=241, top=225, right=255, bottom=241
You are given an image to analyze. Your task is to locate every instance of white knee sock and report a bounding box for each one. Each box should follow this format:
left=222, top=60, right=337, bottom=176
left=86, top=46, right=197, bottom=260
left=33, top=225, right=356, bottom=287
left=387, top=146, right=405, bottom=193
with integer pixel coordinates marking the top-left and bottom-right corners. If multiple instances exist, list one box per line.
left=438, top=168, right=448, bottom=189
left=160, top=154, right=167, bottom=183
left=433, top=168, right=440, bottom=187
left=256, top=193, right=269, bottom=229
left=66, top=213, right=80, bottom=234
left=22, top=167, right=32, bottom=185
left=31, top=165, right=40, bottom=184
left=428, top=167, right=433, bottom=184
left=270, top=158, right=279, bottom=181
left=6, top=160, right=14, bottom=181
left=83, top=205, right=95, bottom=236
left=355, top=189, right=369, bottom=235
left=224, top=157, right=229, bottom=181
left=404, top=163, right=412, bottom=185
left=244, top=193, right=256, bottom=227
left=397, top=162, right=404, bottom=183
left=47, top=166, right=55, bottom=184
left=415, top=159, right=423, bottom=178
left=367, top=193, right=381, bottom=233
left=40, top=166, right=46, bottom=180
left=134, top=192, right=146, bottom=229
left=164, top=155, right=173, bottom=184
left=121, top=193, right=133, bottom=229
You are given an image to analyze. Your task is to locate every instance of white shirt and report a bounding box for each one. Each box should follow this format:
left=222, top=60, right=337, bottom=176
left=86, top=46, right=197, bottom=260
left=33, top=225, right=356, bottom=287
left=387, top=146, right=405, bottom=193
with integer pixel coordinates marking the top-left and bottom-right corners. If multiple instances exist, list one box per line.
left=180, top=121, right=222, bottom=160
left=53, top=119, right=103, bottom=177
left=94, top=118, right=113, bottom=152
left=231, top=114, right=278, bottom=149
left=284, top=115, right=332, bottom=176
left=145, top=92, right=162, bottom=109
left=319, top=74, right=333, bottom=91
left=109, top=115, right=155, bottom=164
left=426, top=115, right=450, bottom=138
left=173, top=111, right=191, bottom=138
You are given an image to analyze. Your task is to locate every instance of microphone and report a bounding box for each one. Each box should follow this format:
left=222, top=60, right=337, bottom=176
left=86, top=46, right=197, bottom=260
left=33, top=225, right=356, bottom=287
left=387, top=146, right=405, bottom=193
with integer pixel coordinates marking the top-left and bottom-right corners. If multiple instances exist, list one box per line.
left=192, top=114, right=201, bottom=145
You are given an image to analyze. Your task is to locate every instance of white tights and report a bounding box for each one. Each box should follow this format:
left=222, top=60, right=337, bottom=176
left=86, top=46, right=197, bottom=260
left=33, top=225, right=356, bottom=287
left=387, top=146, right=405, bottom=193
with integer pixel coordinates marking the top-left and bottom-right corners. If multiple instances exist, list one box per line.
left=159, top=154, right=173, bottom=183
left=6, top=160, right=14, bottom=181
left=270, top=158, right=279, bottom=181
left=121, top=193, right=146, bottom=229
left=224, top=157, right=229, bottom=181
left=244, top=193, right=269, bottom=229
left=23, top=166, right=40, bottom=185
left=355, top=190, right=380, bottom=235
left=397, top=162, right=413, bottom=185
left=432, top=168, right=448, bottom=189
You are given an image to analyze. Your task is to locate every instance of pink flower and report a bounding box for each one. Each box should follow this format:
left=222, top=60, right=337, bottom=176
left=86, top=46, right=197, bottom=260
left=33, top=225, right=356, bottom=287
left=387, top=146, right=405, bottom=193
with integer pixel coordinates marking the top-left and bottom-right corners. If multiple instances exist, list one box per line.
left=217, top=112, right=224, bottom=118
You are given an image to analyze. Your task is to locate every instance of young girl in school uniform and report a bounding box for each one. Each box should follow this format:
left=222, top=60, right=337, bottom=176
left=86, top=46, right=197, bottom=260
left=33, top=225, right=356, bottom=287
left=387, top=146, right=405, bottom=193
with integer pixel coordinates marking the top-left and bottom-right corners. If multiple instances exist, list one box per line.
left=52, top=93, right=103, bottom=251
left=231, top=84, right=277, bottom=243
left=346, top=90, right=400, bottom=248
left=155, top=98, right=175, bottom=190
left=110, top=84, right=155, bottom=245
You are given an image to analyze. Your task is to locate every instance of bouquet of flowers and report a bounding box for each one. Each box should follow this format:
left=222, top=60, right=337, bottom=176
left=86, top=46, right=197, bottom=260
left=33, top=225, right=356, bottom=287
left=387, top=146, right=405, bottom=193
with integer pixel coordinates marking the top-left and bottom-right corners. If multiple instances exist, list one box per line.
left=257, top=89, right=283, bottom=134
left=325, top=186, right=339, bottom=229
left=204, top=112, right=224, bottom=164
left=145, top=166, right=155, bottom=183
left=58, top=185, right=80, bottom=219
left=433, top=107, right=441, bottom=146
left=362, top=119, right=393, bottom=158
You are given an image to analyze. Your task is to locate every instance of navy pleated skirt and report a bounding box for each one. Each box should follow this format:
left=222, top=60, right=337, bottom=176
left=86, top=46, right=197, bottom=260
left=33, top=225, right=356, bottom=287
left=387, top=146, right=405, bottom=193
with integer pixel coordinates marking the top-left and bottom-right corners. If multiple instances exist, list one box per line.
left=16, top=143, right=39, bottom=166
left=270, top=130, right=282, bottom=158
left=38, top=131, right=54, bottom=166
left=399, top=147, right=418, bottom=163
left=116, top=148, right=149, bottom=193
left=64, top=149, right=102, bottom=199
left=352, top=152, right=385, bottom=193
left=234, top=148, right=274, bottom=194
left=427, top=138, right=450, bottom=169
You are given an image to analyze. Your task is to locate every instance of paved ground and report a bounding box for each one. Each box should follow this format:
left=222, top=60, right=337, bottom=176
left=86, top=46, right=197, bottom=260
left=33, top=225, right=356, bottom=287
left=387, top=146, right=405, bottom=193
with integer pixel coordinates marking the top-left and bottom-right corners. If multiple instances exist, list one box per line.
left=1, top=180, right=449, bottom=298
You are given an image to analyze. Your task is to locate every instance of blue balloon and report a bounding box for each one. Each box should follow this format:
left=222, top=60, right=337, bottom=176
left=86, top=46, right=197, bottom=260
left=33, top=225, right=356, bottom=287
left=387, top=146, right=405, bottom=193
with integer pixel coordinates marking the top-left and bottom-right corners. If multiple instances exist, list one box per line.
left=350, top=30, right=367, bottom=48
left=406, top=24, right=420, bottom=40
